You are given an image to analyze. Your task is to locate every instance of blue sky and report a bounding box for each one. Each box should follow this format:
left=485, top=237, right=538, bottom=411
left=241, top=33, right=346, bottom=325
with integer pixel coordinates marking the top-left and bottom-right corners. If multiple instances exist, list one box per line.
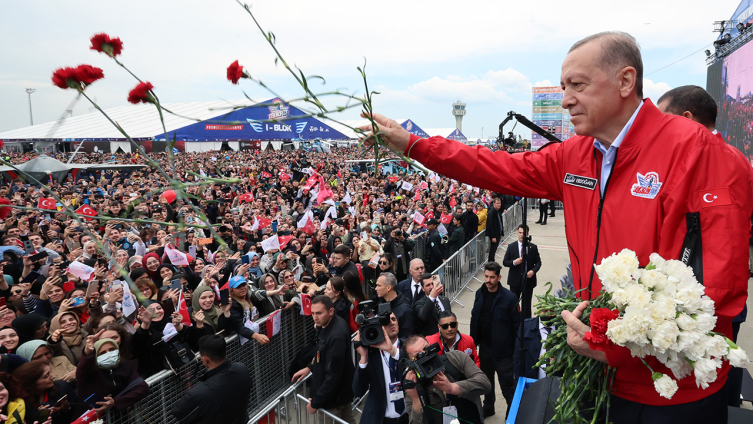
left=0, top=0, right=743, bottom=140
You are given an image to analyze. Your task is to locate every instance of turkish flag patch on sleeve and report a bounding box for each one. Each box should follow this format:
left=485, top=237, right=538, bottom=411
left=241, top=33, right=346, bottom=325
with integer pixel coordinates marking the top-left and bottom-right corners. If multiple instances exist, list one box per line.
left=698, top=188, right=732, bottom=208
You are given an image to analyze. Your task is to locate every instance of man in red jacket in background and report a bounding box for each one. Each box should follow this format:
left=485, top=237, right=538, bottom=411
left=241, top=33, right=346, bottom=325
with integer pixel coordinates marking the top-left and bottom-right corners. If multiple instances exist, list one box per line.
left=361, top=31, right=753, bottom=423
left=425, top=311, right=481, bottom=368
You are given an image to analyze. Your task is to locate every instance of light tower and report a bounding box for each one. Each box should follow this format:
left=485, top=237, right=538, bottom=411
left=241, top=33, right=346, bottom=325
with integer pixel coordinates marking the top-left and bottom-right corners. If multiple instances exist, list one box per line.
left=26, top=88, right=36, bottom=125
left=452, top=100, right=466, bottom=132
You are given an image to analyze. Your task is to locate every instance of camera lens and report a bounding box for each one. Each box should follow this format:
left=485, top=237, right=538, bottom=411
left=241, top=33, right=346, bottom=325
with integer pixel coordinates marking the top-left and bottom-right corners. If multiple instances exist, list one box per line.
left=364, top=327, right=380, bottom=343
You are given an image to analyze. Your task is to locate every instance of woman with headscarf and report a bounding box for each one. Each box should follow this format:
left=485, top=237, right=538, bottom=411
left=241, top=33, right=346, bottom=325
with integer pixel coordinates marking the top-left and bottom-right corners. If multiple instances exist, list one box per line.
left=16, top=340, right=76, bottom=383
left=80, top=241, right=99, bottom=260
left=245, top=252, right=263, bottom=283
left=130, top=301, right=172, bottom=377
left=11, top=314, right=48, bottom=347
left=75, top=334, right=148, bottom=419
left=254, top=273, right=296, bottom=317
left=47, top=311, right=87, bottom=367
left=156, top=263, right=178, bottom=289
left=13, top=361, right=76, bottom=424
left=141, top=252, right=162, bottom=286
left=190, top=285, right=229, bottom=335
left=0, top=328, right=20, bottom=355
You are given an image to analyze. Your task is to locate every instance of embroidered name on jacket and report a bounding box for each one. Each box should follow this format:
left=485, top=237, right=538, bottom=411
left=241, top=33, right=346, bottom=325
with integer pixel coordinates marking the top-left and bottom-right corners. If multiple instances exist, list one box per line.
left=563, top=173, right=597, bottom=190
left=630, top=172, right=663, bottom=199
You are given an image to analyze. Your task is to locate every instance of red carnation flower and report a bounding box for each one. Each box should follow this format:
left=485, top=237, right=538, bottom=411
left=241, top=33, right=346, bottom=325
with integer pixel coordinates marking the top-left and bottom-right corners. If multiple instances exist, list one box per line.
left=51, top=64, right=104, bottom=90
left=127, top=82, right=155, bottom=104
left=583, top=308, right=620, bottom=352
left=227, top=60, right=245, bottom=84
left=90, top=33, right=123, bottom=57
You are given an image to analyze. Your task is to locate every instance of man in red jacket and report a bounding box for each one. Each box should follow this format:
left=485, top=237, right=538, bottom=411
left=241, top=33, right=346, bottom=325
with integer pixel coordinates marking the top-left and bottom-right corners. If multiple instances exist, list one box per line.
left=425, top=311, right=481, bottom=368
left=361, top=31, right=753, bottom=423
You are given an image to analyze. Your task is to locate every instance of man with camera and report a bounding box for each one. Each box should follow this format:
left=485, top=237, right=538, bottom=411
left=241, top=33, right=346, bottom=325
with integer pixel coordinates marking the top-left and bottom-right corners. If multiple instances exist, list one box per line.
left=353, top=312, right=408, bottom=424
left=292, top=295, right=355, bottom=424
left=384, top=229, right=415, bottom=283
left=402, top=335, right=491, bottom=424
left=412, top=274, right=451, bottom=336
left=375, top=273, right=416, bottom=339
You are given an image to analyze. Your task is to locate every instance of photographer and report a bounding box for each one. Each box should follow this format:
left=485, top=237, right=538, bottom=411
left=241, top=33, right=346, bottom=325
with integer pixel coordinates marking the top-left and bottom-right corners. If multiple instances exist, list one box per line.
left=403, top=335, right=490, bottom=424
left=383, top=228, right=414, bottom=283
left=353, top=312, right=408, bottom=424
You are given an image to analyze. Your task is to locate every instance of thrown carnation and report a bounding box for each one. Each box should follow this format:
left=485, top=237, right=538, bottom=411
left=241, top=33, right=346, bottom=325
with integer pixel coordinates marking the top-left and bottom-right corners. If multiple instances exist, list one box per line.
left=51, top=64, right=104, bottom=90
left=127, top=82, right=155, bottom=104
left=90, top=33, right=124, bottom=57
left=227, top=60, right=245, bottom=84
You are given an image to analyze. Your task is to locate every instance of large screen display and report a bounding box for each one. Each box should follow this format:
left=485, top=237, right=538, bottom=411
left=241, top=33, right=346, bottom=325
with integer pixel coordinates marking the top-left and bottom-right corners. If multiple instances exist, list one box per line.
left=707, top=40, right=753, bottom=165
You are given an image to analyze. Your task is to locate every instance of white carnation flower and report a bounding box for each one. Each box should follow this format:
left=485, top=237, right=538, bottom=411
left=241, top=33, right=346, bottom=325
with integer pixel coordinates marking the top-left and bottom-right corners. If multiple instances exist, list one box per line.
left=648, top=253, right=666, bottom=270
left=727, top=346, right=750, bottom=368
left=650, top=321, right=680, bottom=353
left=666, top=354, right=693, bottom=380
left=606, top=319, right=631, bottom=346
left=662, top=259, right=697, bottom=282
left=697, top=297, right=715, bottom=315
left=676, top=329, right=704, bottom=352
left=704, top=335, right=729, bottom=359
left=693, top=313, right=717, bottom=334
left=675, top=281, right=705, bottom=313
left=596, top=249, right=640, bottom=293
left=612, top=284, right=652, bottom=309
left=626, top=341, right=653, bottom=358
left=648, top=296, right=677, bottom=325
left=653, top=373, right=679, bottom=399
left=640, top=269, right=667, bottom=290
left=693, top=357, right=721, bottom=389
left=619, top=305, right=653, bottom=345
left=676, top=313, right=697, bottom=332
left=686, top=337, right=711, bottom=361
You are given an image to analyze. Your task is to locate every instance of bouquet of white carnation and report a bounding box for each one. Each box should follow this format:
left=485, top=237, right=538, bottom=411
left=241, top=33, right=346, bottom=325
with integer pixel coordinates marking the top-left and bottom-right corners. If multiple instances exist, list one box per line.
left=535, top=249, right=748, bottom=423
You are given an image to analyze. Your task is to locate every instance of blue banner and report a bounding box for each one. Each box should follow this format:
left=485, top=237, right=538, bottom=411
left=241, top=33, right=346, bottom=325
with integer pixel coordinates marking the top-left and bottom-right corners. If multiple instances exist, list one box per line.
left=400, top=120, right=429, bottom=138
left=154, top=98, right=350, bottom=141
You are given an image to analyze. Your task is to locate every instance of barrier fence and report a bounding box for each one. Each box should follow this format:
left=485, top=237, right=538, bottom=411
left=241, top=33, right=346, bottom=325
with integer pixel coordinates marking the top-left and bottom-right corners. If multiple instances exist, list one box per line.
left=103, top=203, right=522, bottom=424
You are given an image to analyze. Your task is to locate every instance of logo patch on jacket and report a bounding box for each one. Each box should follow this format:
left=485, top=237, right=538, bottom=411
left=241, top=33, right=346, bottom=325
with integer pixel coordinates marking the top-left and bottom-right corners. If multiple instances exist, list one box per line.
left=630, top=172, right=663, bottom=199
left=563, top=173, right=597, bottom=190
left=465, top=348, right=473, bottom=356
left=698, top=188, right=732, bottom=208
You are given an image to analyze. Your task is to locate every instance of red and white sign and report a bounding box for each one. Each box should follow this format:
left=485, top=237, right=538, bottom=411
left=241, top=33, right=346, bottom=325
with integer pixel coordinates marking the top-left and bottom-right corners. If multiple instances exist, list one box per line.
left=413, top=211, right=425, bottom=226
left=300, top=293, right=312, bottom=315
left=266, top=309, right=281, bottom=336
left=420, top=181, right=429, bottom=191
left=261, top=235, right=280, bottom=252
left=165, top=244, right=190, bottom=266
left=75, top=204, right=98, bottom=221
left=68, top=261, right=95, bottom=281
left=205, top=124, right=243, bottom=130
left=388, top=176, right=399, bottom=183
left=38, top=197, right=56, bottom=210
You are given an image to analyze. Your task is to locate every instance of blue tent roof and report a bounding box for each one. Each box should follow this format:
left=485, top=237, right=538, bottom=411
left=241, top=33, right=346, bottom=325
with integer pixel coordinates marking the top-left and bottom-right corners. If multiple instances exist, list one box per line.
left=400, top=119, right=429, bottom=138
left=154, top=98, right=350, bottom=141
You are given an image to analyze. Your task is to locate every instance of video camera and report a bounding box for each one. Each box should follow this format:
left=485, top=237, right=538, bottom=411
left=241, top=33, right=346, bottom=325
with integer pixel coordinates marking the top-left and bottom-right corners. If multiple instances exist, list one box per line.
left=401, top=342, right=445, bottom=388
left=355, top=300, right=391, bottom=346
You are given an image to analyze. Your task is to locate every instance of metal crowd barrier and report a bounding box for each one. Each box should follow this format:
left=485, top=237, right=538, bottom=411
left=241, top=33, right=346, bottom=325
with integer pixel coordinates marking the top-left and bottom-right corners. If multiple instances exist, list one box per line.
left=432, top=202, right=522, bottom=307
left=248, top=373, right=350, bottom=424
left=104, top=310, right=317, bottom=424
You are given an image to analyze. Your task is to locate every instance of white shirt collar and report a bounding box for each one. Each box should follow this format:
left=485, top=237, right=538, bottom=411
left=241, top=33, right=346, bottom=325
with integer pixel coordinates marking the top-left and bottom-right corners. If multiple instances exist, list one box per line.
left=593, top=101, right=644, bottom=152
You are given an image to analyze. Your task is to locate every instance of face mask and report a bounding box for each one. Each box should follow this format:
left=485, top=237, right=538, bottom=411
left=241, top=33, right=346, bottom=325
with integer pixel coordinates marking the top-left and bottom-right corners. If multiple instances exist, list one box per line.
left=97, top=350, right=120, bottom=369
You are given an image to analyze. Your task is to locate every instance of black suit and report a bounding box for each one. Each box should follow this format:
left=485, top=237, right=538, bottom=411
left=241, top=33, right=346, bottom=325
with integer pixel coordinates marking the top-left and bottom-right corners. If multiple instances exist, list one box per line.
left=425, top=230, right=443, bottom=273
left=486, top=206, right=504, bottom=263
left=502, top=241, right=542, bottom=319
left=353, top=341, right=407, bottom=424
left=413, top=294, right=452, bottom=336
left=513, top=317, right=545, bottom=380
left=397, top=277, right=425, bottom=308
left=462, top=210, right=479, bottom=243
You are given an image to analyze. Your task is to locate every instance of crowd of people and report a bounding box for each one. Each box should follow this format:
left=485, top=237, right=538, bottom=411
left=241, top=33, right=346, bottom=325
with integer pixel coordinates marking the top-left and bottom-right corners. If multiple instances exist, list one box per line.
left=0, top=146, right=522, bottom=423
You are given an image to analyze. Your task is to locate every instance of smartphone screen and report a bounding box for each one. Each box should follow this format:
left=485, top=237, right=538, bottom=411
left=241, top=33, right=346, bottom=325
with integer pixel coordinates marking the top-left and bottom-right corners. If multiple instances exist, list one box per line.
left=220, top=289, right=230, bottom=306
left=70, top=297, right=86, bottom=307
left=271, top=221, right=278, bottom=232
left=241, top=255, right=250, bottom=265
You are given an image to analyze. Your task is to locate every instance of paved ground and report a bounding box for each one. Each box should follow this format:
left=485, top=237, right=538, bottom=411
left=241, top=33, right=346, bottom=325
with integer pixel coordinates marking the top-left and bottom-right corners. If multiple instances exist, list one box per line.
left=451, top=211, right=753, bottom=423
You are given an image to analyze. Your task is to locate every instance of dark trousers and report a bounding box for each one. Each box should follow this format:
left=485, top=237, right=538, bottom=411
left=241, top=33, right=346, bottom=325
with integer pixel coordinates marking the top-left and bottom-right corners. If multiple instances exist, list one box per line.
left=537, top=206, right=548, bottom=223
left=510, top=282, right=535, bottom=319
left=548, top=201, right=555, bottom=216
left=727, top=321, right=743, bottom=406
left=610, top=383, right=727, bottom=424
left=488, top=237, right=500, bottom=263
left=478, top=349, right=515, bottom=418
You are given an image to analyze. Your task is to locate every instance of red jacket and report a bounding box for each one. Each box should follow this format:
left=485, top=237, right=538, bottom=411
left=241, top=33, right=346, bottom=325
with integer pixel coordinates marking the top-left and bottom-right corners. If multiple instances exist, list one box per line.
left=405, top=99, right=753, bottom=405
left=425, top=332, right=481, bottom=368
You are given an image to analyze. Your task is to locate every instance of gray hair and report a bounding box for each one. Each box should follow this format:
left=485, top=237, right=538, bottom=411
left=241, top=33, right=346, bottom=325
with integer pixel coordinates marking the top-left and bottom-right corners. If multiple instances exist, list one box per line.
left=409, top=258, right=424, bottom=270
left=379, top=272, right=398, bottom=291
left=569, top=31, right=643, bottom=98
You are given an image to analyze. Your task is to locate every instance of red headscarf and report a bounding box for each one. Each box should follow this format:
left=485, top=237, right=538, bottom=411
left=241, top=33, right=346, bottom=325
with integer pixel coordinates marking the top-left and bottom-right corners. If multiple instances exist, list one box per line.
left=142, top=252, right=162, bottom=280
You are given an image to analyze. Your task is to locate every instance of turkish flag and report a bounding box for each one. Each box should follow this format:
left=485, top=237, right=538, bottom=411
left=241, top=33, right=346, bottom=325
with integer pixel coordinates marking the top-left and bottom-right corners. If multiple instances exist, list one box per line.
left=262, top=171, right=273, bottom=179
left=278, top=235, right=295, bottom=249
left=388, top=176, right=399, bottom=183
left=426, top=211, right=435, bottom=219
left=238, top=193, right=254, bottom=203
left=74, top=204, right=98, bottom=221
left=38, top=197, right=57, bottom=210
left=337, top=170, right=342, bottom=178
left=257, top=217, right=272, bottom=229
left=420, top=181, right=429, bottom=191
left=449, top=185, right=456, bottom=194
left=440, top=213, right=453, bottom=225
left=300, top=293, right=312, bottom=316
left=72, top=409, right=100, bottom=424
left=266, top=309, right=281, bottom=337
left=178, top=292, right=192, bottom=327
left=449, top=197, right=457, bottom=208
left=414, top=190, right=421, bottom=201
left=302, top=218, right=316, bottom=235
left=280, top=173, right=291, bottom=181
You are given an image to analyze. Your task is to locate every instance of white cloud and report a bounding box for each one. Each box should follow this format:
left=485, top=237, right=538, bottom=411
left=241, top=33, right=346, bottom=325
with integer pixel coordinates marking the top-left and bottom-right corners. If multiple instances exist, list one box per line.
left=643, top=79, right=672, bottom=102
left=534, top=79, right=554, bottom=87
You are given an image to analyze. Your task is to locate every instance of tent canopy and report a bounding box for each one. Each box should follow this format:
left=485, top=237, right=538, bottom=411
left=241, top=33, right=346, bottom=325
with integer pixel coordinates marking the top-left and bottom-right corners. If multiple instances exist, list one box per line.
left=0, top=154, right=146, bottom=182
left=425, top=128, right=468, bottom=141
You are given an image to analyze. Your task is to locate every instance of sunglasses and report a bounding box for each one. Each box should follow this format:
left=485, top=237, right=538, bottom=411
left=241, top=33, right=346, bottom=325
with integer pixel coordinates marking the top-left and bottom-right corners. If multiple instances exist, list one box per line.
left=439, top=322, right=458, bottom=330
left=379, top=261, right=389, bottom=265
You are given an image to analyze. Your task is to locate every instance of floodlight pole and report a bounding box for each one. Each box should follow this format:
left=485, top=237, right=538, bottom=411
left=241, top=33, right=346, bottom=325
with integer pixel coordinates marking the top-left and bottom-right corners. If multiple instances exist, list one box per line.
left=26, top=88, right=36, bottom=125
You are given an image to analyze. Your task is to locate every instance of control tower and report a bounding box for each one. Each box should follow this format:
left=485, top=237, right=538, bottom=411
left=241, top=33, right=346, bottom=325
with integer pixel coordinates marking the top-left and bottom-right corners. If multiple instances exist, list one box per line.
left=452, top=101, right=466, bottom=132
